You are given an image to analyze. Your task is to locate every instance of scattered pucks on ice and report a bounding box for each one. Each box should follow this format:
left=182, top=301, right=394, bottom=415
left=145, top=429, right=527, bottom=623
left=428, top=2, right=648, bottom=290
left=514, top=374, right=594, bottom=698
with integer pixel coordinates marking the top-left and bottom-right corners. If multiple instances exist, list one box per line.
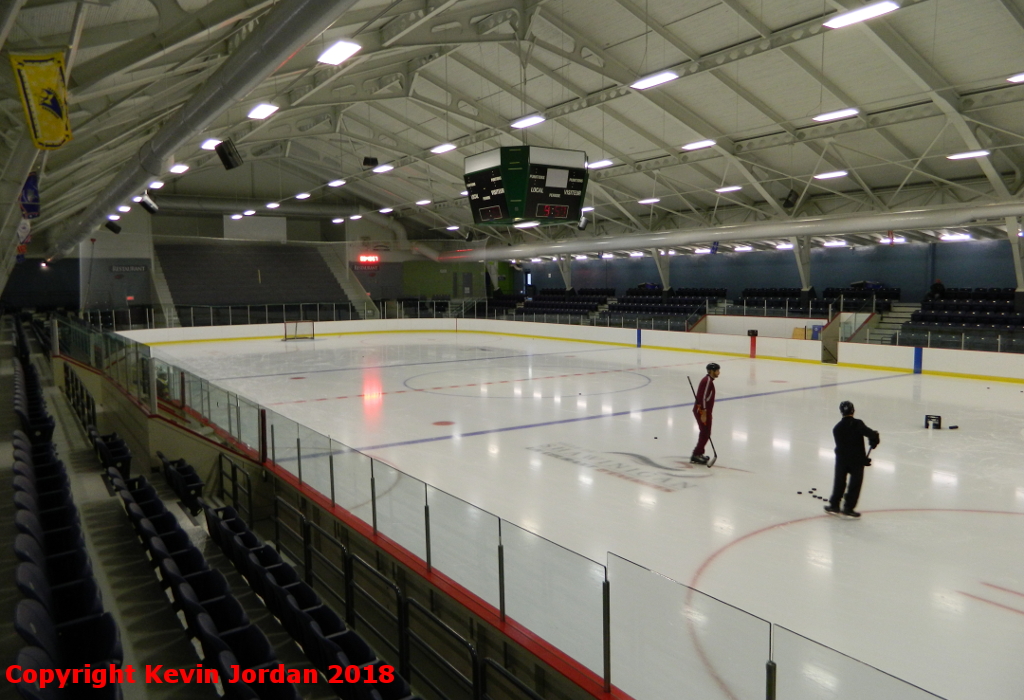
left=797, top=491, right=802, bottom=495
left=949, top=425, right=959, bottom=429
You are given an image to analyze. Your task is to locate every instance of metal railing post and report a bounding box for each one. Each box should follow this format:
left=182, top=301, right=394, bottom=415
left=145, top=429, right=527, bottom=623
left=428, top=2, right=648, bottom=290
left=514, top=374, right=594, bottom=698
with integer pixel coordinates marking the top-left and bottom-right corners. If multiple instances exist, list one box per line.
left=927, top=330, right=932, bottom=348
left=296, top=437, right=302, bottom=484
left=603, top=577, right=611, bottom=693
left=370, top=460, right=378, bottom=534
left=766, top=660, right=777, bottom=700
left=328, top=444, right=335, bottom=504
left=271, top=424, right=276, bottom=464
left=302, top=517, right=313, bottom=585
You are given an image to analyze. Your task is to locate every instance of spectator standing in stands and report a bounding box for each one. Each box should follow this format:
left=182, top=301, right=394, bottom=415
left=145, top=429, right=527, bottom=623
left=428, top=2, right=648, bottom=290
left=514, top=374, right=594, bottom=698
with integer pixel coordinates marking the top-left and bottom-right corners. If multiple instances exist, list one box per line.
left=926, top=279, right=946, bottom=302
left=690, top=363, right=720, bottom=465
left=825, top=401, right=880, bottom=518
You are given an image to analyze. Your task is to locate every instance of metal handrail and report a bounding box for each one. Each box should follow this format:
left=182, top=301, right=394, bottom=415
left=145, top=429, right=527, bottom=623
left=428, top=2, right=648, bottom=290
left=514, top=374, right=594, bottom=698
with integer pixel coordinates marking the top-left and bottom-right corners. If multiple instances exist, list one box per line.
left=481, top=658, right=544, bottom=700
left=218, top=452, right=254, bottom=528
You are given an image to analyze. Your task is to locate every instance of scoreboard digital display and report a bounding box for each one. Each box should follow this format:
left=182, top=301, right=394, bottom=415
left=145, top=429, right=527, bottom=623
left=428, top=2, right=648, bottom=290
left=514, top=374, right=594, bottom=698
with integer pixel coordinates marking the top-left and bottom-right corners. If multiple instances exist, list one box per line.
left=536, top=204, right=569, bottom=218
left=464, top=147, right=589, bottom=226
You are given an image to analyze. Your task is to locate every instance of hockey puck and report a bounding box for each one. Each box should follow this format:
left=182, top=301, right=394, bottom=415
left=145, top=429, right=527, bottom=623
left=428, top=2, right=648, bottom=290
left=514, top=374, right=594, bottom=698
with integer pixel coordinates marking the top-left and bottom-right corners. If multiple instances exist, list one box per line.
left=949, top=425, right=958, bottom=429
left=797, top=491, right=802, bottom=494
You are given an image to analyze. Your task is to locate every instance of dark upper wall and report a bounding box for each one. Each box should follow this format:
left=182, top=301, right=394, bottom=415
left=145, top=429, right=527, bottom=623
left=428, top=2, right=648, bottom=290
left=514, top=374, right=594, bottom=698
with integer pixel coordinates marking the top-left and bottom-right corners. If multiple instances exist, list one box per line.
left=525, top=239, right=1019, bottom=300
left=1, top=259, right=79, bottom=310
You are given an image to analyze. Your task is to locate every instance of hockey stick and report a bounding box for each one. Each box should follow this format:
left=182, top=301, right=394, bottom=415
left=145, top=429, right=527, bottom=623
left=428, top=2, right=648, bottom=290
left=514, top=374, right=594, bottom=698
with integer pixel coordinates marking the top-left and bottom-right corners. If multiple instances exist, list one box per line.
left=687, top=376, right=717, bottom=467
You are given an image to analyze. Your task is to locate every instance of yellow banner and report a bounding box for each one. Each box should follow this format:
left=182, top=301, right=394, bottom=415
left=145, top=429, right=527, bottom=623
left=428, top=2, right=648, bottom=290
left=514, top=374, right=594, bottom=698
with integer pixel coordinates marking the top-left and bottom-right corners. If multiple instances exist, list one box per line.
left=9, top=52, right=72, bottom=150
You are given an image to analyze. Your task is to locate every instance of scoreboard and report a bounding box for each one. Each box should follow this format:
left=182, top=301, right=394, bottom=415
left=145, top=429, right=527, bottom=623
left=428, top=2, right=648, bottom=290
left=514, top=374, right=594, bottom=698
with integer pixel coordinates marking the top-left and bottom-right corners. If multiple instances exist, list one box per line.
left=464, top=147, right=589, bottom=226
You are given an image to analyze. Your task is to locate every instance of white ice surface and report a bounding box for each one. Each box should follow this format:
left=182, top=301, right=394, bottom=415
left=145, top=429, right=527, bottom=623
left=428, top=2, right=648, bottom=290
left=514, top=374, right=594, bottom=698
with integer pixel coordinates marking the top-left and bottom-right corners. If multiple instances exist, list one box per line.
left=154, top=332, right=1024, bottom=700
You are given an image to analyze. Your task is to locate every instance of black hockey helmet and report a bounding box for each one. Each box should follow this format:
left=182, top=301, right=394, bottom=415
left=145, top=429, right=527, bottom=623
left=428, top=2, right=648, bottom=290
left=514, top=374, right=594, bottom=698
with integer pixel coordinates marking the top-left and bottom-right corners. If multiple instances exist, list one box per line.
left=706, top=362, right=720, bottom=372
left=840, top=400, right=855, bottom=416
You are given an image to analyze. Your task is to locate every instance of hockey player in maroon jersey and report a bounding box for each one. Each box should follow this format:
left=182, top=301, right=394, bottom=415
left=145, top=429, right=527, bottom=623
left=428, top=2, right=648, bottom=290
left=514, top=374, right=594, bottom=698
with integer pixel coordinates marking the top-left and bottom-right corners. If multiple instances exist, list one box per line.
left=690, top=363, right=720, bottom=464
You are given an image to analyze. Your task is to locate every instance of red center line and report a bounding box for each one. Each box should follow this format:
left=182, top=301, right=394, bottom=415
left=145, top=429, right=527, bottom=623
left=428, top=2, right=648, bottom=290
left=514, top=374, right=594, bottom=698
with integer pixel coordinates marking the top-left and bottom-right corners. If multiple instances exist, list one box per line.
left=981, top=582, right=1024, bottom=599
left=958, top=591, right=1024, bottom=617
left=266, top=360, right=698, bottom=406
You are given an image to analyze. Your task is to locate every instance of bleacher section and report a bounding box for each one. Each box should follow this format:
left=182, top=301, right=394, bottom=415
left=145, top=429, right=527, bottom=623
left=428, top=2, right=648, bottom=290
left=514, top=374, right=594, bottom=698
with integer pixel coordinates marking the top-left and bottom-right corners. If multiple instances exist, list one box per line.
left=601, top=287, right=726, bottom=320
left=156, top=244, right=346, bottom=306
left=11, top=322, right=124, bottom=699
left=904, top=288, right=1024, bottom=333
left=738, top=287, right=899, bottom=314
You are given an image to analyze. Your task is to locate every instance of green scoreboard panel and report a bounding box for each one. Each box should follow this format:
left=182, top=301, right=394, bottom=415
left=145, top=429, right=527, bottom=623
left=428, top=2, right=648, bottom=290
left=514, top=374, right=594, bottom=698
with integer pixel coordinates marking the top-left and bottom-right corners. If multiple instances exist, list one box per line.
left=464, top=146, right=589, bottom=226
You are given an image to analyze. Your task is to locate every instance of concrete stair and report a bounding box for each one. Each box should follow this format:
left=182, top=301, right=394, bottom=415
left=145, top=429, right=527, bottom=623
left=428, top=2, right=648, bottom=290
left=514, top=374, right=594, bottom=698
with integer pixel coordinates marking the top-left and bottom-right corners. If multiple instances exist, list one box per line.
left=317, top=245, right=379, bottom=319
left=869, top=302, right=919, bottom=344
left=150, top=252, right=181, bottom=327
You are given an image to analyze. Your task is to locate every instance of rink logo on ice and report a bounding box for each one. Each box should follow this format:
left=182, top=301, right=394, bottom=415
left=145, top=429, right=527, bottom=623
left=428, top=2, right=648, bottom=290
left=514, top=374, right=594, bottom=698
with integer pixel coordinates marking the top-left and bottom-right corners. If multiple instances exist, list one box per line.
left=526, top=442, right=711, bottom=492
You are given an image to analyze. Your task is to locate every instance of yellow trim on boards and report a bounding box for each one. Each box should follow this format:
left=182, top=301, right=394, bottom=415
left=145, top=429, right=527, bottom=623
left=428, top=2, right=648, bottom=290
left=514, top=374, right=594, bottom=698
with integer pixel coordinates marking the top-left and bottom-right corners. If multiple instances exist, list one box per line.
left=146, top=328, right=452, bottom=346
left=837, top=362, right=914, bottom=373
left=921, top=369, right=1024, bottom=384
left=456, top=328, right=634, bottom=348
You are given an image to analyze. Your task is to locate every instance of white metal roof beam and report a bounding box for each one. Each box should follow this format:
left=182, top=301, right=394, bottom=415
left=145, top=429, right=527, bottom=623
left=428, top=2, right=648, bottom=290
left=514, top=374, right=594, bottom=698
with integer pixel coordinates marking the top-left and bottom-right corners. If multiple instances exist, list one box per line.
left=829, top=0, right=1012, bottom=199
left=69, top=0, right=275, bottom=92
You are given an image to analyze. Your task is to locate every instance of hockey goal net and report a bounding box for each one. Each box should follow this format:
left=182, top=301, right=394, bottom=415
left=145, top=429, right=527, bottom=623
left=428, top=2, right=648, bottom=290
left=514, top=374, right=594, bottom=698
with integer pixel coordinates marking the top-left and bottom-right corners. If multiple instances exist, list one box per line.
left=283, top=320, right=315, bottom=340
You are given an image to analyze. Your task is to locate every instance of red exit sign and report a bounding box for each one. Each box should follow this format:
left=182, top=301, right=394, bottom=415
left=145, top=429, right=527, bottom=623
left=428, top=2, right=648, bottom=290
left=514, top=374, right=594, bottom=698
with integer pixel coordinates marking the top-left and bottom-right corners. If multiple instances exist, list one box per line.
left=358, top=254, right=379, bottom=263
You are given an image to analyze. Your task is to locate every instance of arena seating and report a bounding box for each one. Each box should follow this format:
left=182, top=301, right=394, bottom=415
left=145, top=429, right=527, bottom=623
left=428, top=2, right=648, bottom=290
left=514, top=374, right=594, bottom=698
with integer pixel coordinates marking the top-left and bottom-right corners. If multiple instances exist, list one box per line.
left=158, top=451, right=205, bottom=515
left=903, top=288, right=1024, bottom=334
left=203, top=504, right=423, bottom=699
left=156, top=243, right=345, bottom=306
left=11, top=322, right=124, bottom=698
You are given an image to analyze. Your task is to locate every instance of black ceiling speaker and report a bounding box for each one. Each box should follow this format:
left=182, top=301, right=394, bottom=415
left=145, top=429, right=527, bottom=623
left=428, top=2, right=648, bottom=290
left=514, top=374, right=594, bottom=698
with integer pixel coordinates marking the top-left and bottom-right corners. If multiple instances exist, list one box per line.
left=104, top=221, right=122, bottom=234
left=782, top=189, right=799, bottom=209
left=362, top=156, right=379, bottom=168
left=139, top=193, right=158, bottom=214
left=215, top=139, right=244, bottom=170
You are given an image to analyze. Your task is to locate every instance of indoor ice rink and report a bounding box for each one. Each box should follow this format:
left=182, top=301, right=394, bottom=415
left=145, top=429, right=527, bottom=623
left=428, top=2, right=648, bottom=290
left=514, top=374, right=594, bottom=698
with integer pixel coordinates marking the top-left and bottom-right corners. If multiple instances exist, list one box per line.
left=149, top=327, right=1024, bottom=700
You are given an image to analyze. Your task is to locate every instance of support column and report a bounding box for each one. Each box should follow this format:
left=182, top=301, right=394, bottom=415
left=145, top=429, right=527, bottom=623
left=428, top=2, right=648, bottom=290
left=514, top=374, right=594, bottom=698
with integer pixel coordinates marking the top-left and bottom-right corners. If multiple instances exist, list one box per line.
left=791, top=237, right=815, bottom=301
left=1006, top=217, right=1024, bottom=311
left=651, top=249, right=670, bottom=290
left=485, top=261, right=501, bottom=291
left=556, top=255, right=573, bottom=290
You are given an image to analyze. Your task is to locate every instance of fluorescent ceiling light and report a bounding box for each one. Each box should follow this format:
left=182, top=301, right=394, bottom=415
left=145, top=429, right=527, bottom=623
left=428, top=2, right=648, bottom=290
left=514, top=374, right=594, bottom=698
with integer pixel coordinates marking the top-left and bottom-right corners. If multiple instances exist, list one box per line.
left=459, top=190, right=468, bottom=196
left=587, top=159, right=614, bottom=169
left=266, top=202, right=280, bottom=209
left=510, top=114, right=545, bottom=129
left=574, top=255, right=588, bottom=260
left=107, top=214, right=120, bottom=221
left=248, top=103, right=279, bottom=120
left=378, top=207, right=393, bottom=213
left=629, top=251, right=644, bottom=257
left=879, top=236, right=906, bottom=244
left=1009, top=72, right=1024, bottom=83
left=694, top=248, right=711, bottom=254
left=231, top=214, right=243, bottom=220
left=941, top=232, right=971, bottom=241
left=117, top=205, right=131, bottom=213
left=733, top=245, right=753, bottom=252
left=530, top=258, right=543, bottom=262
left=132, top=196, right=143, bottom=203
left=668, top=250, right=676, bottom=255
left=814, top=170, right=848, bottom=179
left=630, top=71, right=678, bottom=90
left=295, top=193, right=311, bottom=200
left=446, top=225, right=459, bottom=231
left=823, top=1, right=900, bottom=29
left=318, top=40, right=361, bottom=65
left=715, top=185, right=742, bottom=193
left=332, top=218, right=344, bottom=224
left=200, top=139, right=222, bottom=150
left=148, top=180, right=164, bottom=189
left=430, top=143, right=457, bottom=154
left=243, top=210, right=255, bottom=216
left=169, top=163, right=189, bottom=174
left=682, top=139, right=716, bottom=151
left=776, top=243, right=794, bottom=250
left=515, top=221, right=540, bottom=228
left=349, top=214, right=362, bottom=220
left=947, top=150, right=990, bottom=160
left=601, top=253, right=614, bottom=259
left=581, top=206, right=594, bottom=212
left=372, top=164, right=394, bottom=173
left=638, top=197, right=660, bottom=205
left=415, top=199, right=431, bottom=206
left=812, top=108, right=860, bottom=122
left=824, top=240, right=847, bottom=247
left=328, top=179, right=346, bottom=187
